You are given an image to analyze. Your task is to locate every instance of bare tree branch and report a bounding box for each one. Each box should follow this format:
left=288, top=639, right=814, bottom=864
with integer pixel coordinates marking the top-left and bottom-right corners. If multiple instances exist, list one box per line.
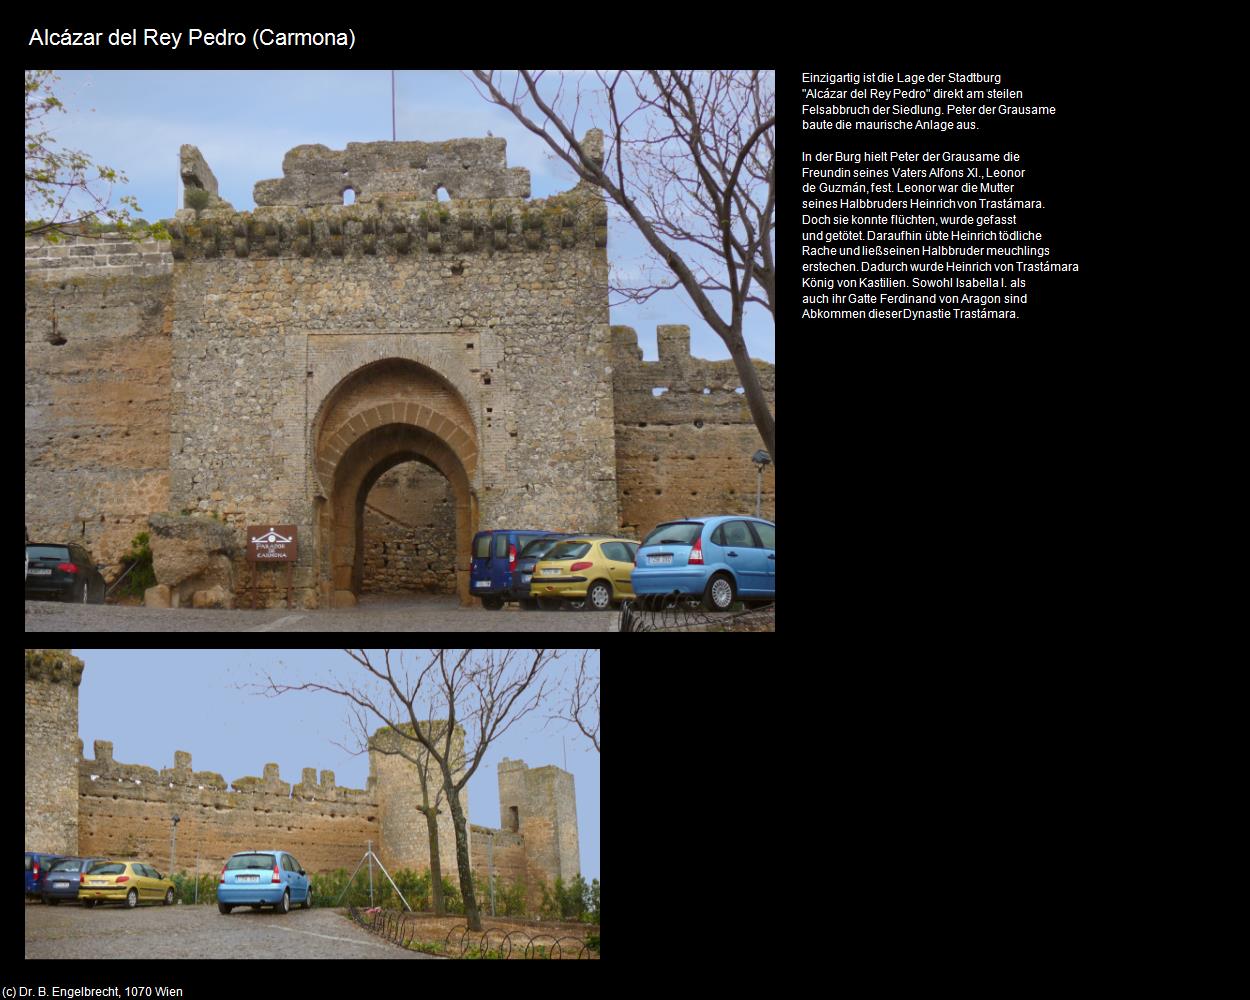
left=468, top=69, right=774, bottom=463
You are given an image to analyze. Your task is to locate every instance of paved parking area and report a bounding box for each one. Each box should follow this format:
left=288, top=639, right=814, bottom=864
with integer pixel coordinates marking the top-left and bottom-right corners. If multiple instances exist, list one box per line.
left=24, top=901, right=437, bottom=958
left=25, top=595, right=618, bottom=632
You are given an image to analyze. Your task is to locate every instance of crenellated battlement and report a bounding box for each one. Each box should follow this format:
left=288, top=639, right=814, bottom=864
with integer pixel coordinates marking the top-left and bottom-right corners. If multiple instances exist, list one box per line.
left=24, top=648, right=86, bottom=686
left=166, top=192, right=607, bottom=262
left=81, top=743, right=373, bottom=802
left=610, top=324, right=775, bottom=425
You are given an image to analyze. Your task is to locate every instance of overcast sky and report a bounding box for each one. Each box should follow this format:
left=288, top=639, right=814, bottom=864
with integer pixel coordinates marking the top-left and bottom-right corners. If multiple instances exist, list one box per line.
left=31, top=69, right=773, bottom=367
left=72, top=648, right=600, bottom=882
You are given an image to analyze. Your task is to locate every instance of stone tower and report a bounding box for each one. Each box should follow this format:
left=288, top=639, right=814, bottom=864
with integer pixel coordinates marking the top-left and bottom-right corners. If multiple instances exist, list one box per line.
left=497, top=757, right=580, bottom=883
left=369, top=721, right=469, bottom=877
left=24, top=649, right=85, bottom=854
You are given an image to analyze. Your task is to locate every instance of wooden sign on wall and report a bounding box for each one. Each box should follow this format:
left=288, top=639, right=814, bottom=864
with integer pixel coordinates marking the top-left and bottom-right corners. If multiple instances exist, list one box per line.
left=247, top=525, right=297, bottom=562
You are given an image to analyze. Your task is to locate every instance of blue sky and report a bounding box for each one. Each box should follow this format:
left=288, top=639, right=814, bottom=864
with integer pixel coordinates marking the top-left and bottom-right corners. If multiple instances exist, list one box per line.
left=71, top=648, right=600, bottom=882
left=31, top=69, right=773, bottom=366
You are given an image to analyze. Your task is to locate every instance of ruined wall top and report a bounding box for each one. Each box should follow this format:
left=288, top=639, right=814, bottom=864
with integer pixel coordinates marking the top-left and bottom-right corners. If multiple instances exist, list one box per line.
left=254, top=138, right=531, bottom=207
left=610, top=325, right=775, bottom=422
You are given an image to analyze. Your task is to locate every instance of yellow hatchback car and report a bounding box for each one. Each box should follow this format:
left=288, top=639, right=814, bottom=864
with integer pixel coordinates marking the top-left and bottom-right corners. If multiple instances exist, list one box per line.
left=80, top=860, right=176, bottom=909
left=530, top=536, right=639, bottom=610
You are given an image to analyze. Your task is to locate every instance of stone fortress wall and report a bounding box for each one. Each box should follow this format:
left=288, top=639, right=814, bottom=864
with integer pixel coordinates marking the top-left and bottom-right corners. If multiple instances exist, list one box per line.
left=612, top=324, right=776, bottom=536
left=24, top=239, right=174, bottom=572
left=24, top=651, right=580, bottom=909
left=24, top=133, right=774, bottom=606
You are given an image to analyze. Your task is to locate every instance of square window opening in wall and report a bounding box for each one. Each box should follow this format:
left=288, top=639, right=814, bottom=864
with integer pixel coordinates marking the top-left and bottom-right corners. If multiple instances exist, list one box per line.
left=483, top=375, right=492, bottom=385
left=508, top=806, right=519, bottom=833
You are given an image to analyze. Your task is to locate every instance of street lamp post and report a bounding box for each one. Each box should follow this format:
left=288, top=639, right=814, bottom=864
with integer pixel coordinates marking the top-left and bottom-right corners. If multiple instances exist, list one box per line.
left=170, top=814, right=180, bottom=875
left=752, top=450, right=772, bottom=518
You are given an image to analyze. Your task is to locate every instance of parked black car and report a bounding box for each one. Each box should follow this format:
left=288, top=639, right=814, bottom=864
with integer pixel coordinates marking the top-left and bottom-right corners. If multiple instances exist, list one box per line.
left=24, top=542, right=106, bottom=603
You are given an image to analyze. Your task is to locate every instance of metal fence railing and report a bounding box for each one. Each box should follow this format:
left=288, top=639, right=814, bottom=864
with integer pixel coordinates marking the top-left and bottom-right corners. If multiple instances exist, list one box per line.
left=619, top=591, right=775, bottom=631
left=347, top=905, right=598, bottom=959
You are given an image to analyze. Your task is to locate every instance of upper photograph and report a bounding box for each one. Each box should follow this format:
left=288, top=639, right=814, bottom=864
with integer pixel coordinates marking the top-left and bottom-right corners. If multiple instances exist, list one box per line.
left=24, top=69, right=775, bottom=632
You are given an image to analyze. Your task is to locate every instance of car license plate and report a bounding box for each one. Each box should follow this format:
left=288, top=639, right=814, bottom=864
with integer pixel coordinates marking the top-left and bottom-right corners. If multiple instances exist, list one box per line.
left=54, top=881, right=69, bottom=889
left=542, top=568, right=561, bottom=576
left=237, top=875, right=259, bottom=882
left=649, top=554, right=673, bottom=565
left=474, top=580, right=490, bottom=588
left=29, top=567, right=52, bottom=575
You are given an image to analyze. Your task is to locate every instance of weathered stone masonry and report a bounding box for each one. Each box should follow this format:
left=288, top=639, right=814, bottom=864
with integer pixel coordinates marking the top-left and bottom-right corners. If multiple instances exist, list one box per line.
left=24, top=651, right=580, bottom=908
left=24, top=134, right=775, bottom=607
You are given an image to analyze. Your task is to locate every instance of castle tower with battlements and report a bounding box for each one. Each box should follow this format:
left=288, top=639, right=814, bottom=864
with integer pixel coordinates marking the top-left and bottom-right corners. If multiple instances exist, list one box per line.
left=24, top=649, right=85, bottom=854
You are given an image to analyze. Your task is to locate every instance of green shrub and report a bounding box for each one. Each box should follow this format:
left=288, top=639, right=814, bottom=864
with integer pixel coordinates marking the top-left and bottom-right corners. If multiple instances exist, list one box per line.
left=184, top=188, right=211, bottom=216
left=170, top=871, right=217, bottom=904
left=119, top=531, right=155, bottom=598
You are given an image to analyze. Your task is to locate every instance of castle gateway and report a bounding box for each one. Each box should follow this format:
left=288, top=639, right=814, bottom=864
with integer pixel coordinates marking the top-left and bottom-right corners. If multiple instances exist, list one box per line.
left=24, top=134, right=775, bottom=608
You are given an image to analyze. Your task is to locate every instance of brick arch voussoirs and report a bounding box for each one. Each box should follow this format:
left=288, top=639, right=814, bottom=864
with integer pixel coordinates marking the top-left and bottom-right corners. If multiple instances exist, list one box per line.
left=317, top=413, right=479, bottom=609
left=315, top=402, right=479, bottom=498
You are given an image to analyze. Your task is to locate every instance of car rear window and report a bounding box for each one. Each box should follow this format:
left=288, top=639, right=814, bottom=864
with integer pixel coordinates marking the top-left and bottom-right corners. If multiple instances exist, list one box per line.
left=25, top=855, right=32, bottom=872
left=642, top=523, right=702, bottom=546
left=88, top=863, right=126, bottom=875
left=473, top=535, right=491, bottom=559
left=494, top=534, right=508, bottom=558
left=27, top=545, right=70, bottom=560
left=226, top=854, right=276, bottom=870
left=49, top=859, right=84, bottom=872
left=520, top=537, right=560, bottom=557
left=546, top=541, right=591, bottom=560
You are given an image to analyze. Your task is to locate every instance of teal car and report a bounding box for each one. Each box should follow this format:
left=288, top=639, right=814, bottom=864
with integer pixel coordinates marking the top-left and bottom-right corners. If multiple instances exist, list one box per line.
left=217, top=850, right=312, bottom=915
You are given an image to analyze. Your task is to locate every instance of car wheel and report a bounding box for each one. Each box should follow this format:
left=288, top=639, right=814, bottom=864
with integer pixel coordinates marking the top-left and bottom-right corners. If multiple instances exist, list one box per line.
left=164, top=888, right=175, bottom=905
left=702, top=573, right=735, bottom=611
left=585, top=580, right=613, bottom=611
left=218, top=902, right=232, bottom=915
left=302, top=885, right=313, bottom=910
left=126, top=888, right=138, bottom=909
left=277, top=889, right=290, bottom=915
left=481, top=595, right=504, bottom=610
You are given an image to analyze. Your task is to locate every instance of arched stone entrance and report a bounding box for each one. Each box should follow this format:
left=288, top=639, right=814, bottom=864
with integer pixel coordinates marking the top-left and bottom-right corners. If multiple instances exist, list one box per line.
left=312, top=359, right=478, bottom=607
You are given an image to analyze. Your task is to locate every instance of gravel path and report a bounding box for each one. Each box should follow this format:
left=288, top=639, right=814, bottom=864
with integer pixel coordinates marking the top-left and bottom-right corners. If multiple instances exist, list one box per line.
left=25, top=594, right=619, bottom=633
left=25, top=901, right=439, bottom=958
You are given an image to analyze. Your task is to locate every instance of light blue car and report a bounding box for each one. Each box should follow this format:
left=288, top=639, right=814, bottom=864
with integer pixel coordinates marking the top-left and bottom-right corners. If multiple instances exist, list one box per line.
left=631, top=515, right=775, bottom=610
left=217, top=850, right=312, bottom=915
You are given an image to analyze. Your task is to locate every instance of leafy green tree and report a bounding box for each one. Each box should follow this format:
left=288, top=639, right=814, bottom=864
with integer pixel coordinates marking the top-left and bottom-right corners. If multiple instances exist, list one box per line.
left=25, top=70, right=143, bottom=241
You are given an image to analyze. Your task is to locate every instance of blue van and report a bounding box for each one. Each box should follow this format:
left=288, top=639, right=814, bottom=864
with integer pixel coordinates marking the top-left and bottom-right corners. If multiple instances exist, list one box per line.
left=470, top=529, right=551, bottom=609
left=25, top=851, right=66, bottom=900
